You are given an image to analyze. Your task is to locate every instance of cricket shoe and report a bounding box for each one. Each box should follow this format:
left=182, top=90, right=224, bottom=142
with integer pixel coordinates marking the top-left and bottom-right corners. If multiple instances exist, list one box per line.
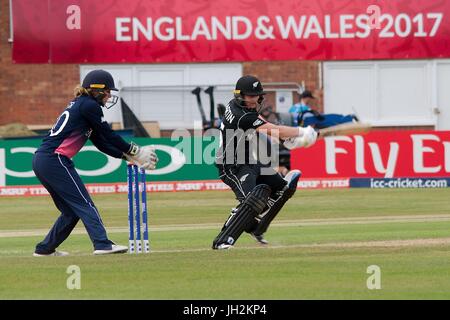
left=250, top=232, right=269, bottom=245
left=33, top=250, right=69, bottom=257
left=284, top=169, right=302, bottom=188
left=213, top=243, right=233, bottom=250
left=93, top=244, right=128, bottom=255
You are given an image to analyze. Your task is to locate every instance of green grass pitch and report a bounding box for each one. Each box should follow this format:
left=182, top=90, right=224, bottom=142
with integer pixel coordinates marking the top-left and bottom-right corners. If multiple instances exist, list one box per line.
left=1, top=188, right=450, bottom=299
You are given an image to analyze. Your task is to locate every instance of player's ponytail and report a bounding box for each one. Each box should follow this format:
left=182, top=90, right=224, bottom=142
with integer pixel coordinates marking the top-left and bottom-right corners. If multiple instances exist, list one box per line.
left=73, top=85, right=90, bottom=97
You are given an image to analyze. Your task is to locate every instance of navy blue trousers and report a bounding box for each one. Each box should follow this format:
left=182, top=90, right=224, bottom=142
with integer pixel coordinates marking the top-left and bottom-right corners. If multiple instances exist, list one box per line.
left=32, top=152, right=113, bottom=253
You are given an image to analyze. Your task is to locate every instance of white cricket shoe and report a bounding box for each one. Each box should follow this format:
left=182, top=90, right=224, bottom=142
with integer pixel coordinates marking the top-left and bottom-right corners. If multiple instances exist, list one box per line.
left=93, top=244, right=128, bottom=255
left=214, top=243, right=233, bottom=250
left=33, top=250, right=69, bottom=257
left=284, top=169, right=302, bottom=183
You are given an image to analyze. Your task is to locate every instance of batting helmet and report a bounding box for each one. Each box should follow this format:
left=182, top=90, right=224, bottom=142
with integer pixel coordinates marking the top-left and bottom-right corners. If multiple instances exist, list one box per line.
left=234, top=75, right=266, bottom=96
left=233, top=75, right=266, bottom=110
left=82, top=70, right=118, bottom=91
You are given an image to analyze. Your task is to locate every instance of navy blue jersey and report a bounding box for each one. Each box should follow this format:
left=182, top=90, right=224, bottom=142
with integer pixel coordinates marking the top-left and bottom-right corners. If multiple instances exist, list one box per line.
left=37, top=95, right=131, bottom=158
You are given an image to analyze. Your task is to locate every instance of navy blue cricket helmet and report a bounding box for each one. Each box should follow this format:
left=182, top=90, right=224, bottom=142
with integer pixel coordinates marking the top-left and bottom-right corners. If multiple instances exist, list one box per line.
left=82, top=70, right=118, bottom=91
left=81, top=70, right=119, bottom=108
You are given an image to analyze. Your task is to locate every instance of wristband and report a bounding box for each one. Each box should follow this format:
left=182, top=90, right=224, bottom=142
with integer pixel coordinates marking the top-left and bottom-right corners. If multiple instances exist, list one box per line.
left=127, top=142, right=140, bottom=156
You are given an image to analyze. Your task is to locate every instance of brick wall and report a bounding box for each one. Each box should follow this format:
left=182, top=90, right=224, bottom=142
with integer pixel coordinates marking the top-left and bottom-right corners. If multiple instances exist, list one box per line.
left=0, top=0, right=79, bottom=127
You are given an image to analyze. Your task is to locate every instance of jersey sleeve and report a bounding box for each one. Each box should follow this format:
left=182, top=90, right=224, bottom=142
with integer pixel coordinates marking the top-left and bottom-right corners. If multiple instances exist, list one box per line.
left=89, top=130, right=125, bottom=159
left=80, top=101, right=131, bottom=154
left=237, top=112, right=267, bottom=131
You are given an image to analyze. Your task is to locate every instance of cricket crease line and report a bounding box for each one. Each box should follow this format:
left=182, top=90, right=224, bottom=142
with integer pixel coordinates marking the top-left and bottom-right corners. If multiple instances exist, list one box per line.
left=3, top=237, right=450, bottom=258
left=1, top=214, right=450, bottom=238
left=151, top=237, right=450, bottom=253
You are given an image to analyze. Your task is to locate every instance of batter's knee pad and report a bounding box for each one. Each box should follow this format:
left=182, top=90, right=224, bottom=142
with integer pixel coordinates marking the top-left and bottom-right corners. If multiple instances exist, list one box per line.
left=251, top=170, right=301, bottom=236
left=212, top=184, right=271, bottom=248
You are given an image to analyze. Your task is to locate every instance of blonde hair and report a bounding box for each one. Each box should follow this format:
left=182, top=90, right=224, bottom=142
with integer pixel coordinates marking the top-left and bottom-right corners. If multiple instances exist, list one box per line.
left=73, top=85, right=90, bottom=98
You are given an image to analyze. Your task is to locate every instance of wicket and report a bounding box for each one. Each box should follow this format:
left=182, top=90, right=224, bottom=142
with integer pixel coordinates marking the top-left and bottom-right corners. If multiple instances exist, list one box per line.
left=127, top=164, right=150, bottom=254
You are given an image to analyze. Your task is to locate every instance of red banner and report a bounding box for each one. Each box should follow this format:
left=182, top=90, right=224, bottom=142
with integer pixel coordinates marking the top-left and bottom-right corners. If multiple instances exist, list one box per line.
left=0, top=180, right=230, bottom=197
left=0, top=178, right=349, bottom=197
left=12, top=0, right=450, bottom=63
left=291, top=130, right=450, bottom=179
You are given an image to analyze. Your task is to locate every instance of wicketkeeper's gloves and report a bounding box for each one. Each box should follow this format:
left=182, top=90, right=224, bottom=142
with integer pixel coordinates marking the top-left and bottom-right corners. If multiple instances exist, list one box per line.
left=123, top=142, right=158, bottom=170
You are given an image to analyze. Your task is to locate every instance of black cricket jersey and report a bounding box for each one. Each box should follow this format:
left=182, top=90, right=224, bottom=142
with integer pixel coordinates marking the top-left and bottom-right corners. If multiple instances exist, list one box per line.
left=215, top=99, right=267, bottom=168
left=37, top=95, right=131, bottom=159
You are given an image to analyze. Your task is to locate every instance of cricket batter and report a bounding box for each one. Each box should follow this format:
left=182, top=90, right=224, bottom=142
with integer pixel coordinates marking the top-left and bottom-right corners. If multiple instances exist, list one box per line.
left=213, top=75, right=318, bottom=250
left=32, top=70, right=158, bottom=256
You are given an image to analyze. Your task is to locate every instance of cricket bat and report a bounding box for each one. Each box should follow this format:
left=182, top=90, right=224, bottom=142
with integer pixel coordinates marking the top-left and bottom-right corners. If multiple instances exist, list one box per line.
left=317, top=122, right=372, bottom=138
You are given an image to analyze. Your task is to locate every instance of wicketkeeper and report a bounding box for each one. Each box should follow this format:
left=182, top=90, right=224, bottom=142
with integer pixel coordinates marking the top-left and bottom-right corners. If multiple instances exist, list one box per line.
left=213, top=75, right=318, bottom=250
left=32, top=70, right=158, bottom=256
